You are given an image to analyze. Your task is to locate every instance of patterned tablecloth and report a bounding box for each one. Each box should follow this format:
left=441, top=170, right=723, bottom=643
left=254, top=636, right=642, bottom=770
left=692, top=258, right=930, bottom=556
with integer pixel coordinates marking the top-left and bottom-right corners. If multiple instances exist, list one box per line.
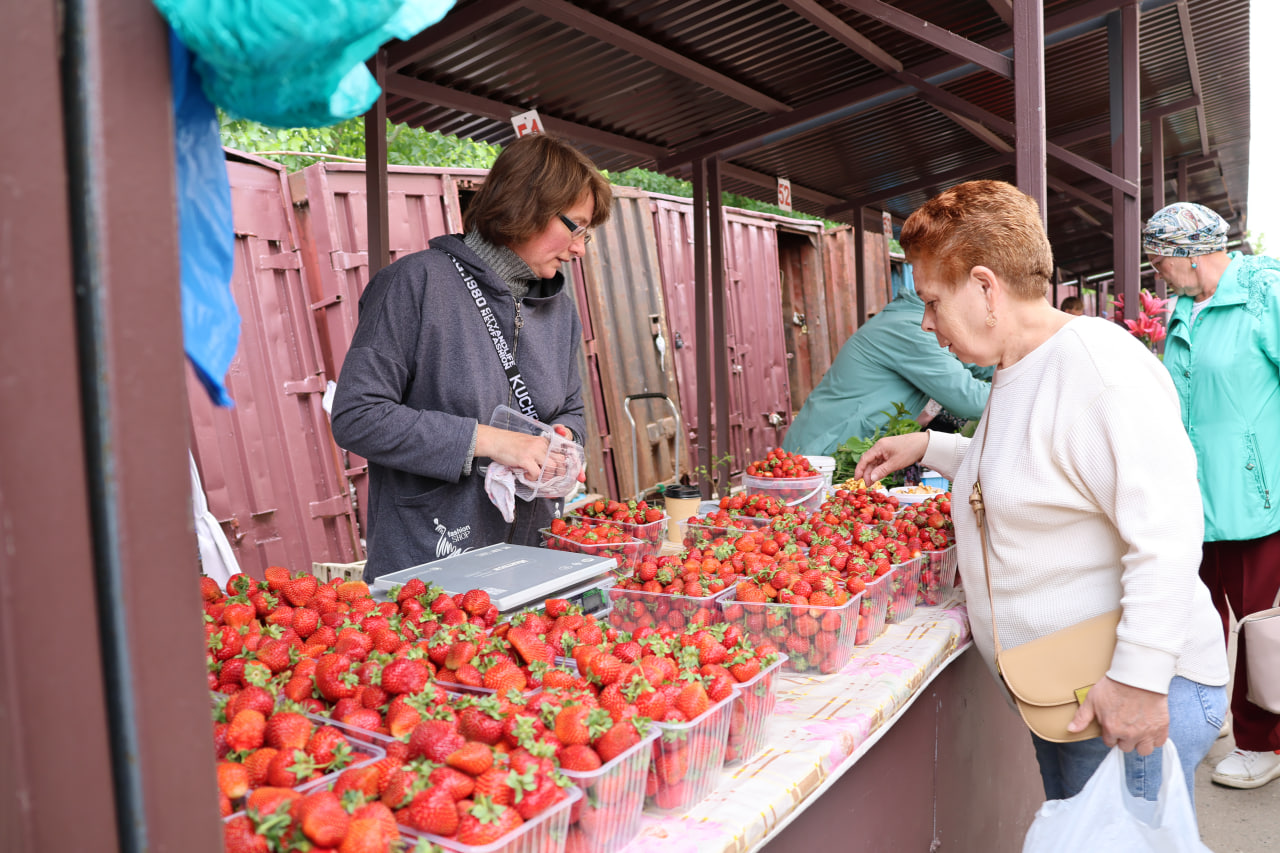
left=625, top=595, right=973, bottom=853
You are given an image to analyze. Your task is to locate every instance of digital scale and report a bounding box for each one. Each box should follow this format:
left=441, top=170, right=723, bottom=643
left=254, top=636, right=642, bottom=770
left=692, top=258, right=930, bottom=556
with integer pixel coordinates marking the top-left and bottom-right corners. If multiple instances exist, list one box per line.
left=370, top=542, right=616, bottom=616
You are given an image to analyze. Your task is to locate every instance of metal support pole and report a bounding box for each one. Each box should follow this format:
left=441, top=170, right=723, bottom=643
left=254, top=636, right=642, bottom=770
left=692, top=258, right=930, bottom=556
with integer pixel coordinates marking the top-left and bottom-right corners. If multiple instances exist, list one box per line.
left=692, top=158, right=712, bottom=498
left=708, top=157, right=732, bottom=497
left=1150, top=116, right=1167, bottom=299
left=1014, top=0, right=1048, bottom=223
left=854, top=206, right=868, bottom=327
left=1109, top=5, right=1141, bottom=324
left=366, top=49, right=390, bottom=276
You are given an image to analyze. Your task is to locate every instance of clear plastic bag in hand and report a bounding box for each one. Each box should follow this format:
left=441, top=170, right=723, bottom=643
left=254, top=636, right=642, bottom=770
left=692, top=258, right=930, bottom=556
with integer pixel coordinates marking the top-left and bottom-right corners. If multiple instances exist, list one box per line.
left=487, top=406, right=584, bottom=500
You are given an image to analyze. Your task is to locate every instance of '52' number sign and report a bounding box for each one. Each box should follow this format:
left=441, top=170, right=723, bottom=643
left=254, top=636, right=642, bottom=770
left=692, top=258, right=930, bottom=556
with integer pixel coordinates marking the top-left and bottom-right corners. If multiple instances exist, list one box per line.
left=777, top=177, right=793, bottom=212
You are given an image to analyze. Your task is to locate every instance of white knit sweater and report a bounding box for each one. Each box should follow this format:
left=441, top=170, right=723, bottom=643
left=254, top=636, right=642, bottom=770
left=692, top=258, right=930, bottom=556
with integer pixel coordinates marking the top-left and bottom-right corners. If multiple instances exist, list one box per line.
left=922, top=317, right=1228, bottom=694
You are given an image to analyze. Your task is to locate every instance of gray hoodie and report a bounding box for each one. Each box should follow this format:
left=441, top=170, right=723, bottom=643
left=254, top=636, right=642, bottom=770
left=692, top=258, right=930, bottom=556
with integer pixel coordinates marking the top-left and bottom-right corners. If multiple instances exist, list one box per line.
left=330, top=234, right=586, bottom=580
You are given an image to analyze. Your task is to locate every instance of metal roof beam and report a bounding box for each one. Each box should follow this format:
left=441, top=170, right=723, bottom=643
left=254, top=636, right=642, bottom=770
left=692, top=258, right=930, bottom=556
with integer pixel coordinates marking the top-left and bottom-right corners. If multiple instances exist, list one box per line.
left=383, top=74, right=668, bottom=161
left=386, top=0, right=526, bottom=72
left=711, top=161, right=846, bottom=208
left=779, top=0, right=902, bottom=73
left=987, top=0, right=1015, bottom=27
left=834, top=0, right=1014, bottom=79
left=657, top=0, right=1176, bottom=171
left=826, top=153, right=1014, bottom=215
left=1175, top=0, right=1211, bottom=156
left=524, top=0, right=793, bottom=115
left=1052, top=94, right=1200, bottom=147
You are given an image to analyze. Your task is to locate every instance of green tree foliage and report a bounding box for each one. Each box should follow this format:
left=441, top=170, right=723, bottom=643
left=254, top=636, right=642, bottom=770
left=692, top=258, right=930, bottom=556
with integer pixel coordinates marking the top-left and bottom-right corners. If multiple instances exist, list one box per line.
left=219, top=114, right=501, bottom=172
left=218, top=116, right=895, bottom=241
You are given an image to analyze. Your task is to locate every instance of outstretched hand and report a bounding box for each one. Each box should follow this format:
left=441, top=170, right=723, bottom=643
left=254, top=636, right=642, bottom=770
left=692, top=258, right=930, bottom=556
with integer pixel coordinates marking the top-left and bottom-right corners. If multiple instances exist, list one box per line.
left=853, top=432, right=930, bottom=484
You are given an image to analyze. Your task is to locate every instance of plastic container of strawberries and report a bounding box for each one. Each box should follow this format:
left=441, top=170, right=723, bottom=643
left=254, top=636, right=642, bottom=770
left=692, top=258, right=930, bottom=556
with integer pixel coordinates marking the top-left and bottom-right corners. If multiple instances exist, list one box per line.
left=724, top=652, right=788, bottom=765
left=560, top=727, right=660, bottom=853
left=740, top=472, right=827, bottom=512
left=853, top=567, right=896, bottom=645
left=540, top=527, right=656, bottom=574
left=646, top=689, right=738, bottom=813
left=605, top=584, right=736, bottom=634
left=718, top=591, right=863, bottom=674
left=916, top=545, right=959, bottom=606
left=568, top=512, right=668, bottom=547
left=679, top=517, right=761, bottom=551
left=886, top=556, right=924, bottom=624
left=400, top=783, right=582, bottom=853
left=219, top=704, right=388, bottom=822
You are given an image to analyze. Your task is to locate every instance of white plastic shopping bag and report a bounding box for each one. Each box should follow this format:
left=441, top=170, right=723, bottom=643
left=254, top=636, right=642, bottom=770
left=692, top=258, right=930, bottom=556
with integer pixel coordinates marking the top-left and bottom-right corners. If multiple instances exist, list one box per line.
left=1022, top=741, right=1210, bottom=853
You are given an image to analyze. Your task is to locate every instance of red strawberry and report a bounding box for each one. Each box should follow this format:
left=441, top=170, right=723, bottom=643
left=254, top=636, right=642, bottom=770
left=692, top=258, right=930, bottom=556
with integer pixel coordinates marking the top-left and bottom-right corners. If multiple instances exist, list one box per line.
left=222, top=816, right=269, bottom=853
left=379, top=657, right=430, bottom=695
left=594, top=718, right=643, bottom=763
left=225, top=709, right=267, bottom=753
left=216, top=760, right=250, bottom=800
left=461, top=589, right=492, bottom=616
left=297, top=789, right=350, bottom=847
left=404, top=787, right=460, bottom=836
left=556, top=743, right=603, bottom=772
left=506, top=626, right=554, bottom=666
left=456, top=797, right=523, bottom=846
left=457, top=703, right=506, bottom=746
left=446, top=741, right=495, bottom=777
left=284, top=574, right=319, bottom=607
left=675, top=679, right=711, bottom=719
left=264, top=712, right=313, bottom=752
left=407, top=719, right=466, bottom=763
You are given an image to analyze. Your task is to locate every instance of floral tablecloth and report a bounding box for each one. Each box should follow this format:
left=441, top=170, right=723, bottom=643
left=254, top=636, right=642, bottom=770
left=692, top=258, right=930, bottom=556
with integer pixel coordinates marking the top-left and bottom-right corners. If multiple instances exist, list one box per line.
left=625, top=595, right=972, bottom=853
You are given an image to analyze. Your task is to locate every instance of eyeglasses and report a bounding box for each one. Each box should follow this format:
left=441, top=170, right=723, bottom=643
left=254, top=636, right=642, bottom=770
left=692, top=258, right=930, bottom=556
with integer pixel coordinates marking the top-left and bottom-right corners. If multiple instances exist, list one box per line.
left=558, top=213, right=593, bottom=245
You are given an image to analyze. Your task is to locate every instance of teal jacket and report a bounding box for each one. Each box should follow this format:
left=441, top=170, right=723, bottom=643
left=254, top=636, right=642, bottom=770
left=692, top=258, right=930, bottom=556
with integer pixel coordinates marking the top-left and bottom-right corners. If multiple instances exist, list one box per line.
left=1165, top=252, right=1280, bottom=542
left=782, top=287, right=991, bottom=455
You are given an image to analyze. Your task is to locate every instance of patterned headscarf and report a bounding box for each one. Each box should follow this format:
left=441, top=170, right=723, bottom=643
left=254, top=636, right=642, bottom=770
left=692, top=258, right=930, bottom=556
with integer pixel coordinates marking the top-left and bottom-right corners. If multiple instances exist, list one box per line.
left=1142, top=202, right=1229, bottom=257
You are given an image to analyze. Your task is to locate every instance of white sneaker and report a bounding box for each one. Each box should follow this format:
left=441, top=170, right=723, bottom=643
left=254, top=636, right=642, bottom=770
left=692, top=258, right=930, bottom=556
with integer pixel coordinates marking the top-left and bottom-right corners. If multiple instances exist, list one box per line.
left=1210, top=749, right=1280, bottom=789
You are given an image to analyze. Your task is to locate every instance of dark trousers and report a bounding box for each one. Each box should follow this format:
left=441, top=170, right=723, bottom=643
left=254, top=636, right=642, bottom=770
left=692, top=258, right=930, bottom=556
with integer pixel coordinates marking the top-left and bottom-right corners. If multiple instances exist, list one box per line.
left=1200, top=528, right=1280, bottom=752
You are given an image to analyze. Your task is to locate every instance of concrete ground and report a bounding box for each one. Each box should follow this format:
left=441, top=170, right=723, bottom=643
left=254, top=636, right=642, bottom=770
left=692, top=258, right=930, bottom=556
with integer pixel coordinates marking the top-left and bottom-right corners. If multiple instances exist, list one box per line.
left=1194, top=625, right=1280, bottom=851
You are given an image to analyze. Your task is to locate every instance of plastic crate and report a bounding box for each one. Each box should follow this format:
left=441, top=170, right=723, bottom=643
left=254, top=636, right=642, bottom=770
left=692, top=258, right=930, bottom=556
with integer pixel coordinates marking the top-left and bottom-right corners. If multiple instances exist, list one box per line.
left=916, top=546, right=959, bottom=606
left=725, top=653, right=788, bottom=765
left=853, top=566, right=895, bottom=645
left=718, top=592, right=863, bottom=675
left=646, top=690, right=738, bottom=813
left=402, top=779, right=581, bottom=853
left=886, top=556, right=924, bottom=624
left=540, top=527, right=655, bottom=574
left=567, top=512, right=667, bottom=547
left=219, top=706, right=388, bottom=822
left=561, top=728, right=660, bottom=853
left=740, top=472, right=827, bottom=512
left=605, top=584, right=735, bottom=633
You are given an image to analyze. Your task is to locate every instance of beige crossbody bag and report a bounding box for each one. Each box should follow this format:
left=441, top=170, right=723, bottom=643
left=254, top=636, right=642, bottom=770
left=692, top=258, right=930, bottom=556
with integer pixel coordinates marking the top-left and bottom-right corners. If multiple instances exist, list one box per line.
left=969, top=410, right=1121, bottom=743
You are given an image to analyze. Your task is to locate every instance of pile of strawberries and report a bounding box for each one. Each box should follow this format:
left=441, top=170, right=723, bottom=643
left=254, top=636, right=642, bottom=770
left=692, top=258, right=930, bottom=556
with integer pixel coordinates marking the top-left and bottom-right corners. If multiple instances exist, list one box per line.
left=743, top=448, right=817, bottom=479
left=570, top=497, right=666, bottom=540
left=545, top=516, right=655, bottom=573
left=204, top=557, right=783, bottom=852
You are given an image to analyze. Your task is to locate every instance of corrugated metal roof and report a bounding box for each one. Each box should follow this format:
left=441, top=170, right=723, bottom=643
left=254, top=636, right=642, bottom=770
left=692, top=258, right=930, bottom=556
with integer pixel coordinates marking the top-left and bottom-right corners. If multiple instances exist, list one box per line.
left=383, top=0, right=1249, bottom=276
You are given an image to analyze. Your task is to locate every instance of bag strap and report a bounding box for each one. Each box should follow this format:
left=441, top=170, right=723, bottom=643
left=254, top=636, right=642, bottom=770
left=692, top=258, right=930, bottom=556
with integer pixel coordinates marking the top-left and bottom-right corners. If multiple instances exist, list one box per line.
left=969, top=399, right=1006, bottom=659
left=443, top=251, right=540, bottom=421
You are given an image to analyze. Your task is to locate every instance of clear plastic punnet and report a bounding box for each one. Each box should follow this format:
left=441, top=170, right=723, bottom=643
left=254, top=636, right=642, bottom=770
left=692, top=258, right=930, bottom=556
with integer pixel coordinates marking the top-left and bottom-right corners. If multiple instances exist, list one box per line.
left=488, top=405, right=585, bottom=500
left=917, top=545, right=959, bottom=606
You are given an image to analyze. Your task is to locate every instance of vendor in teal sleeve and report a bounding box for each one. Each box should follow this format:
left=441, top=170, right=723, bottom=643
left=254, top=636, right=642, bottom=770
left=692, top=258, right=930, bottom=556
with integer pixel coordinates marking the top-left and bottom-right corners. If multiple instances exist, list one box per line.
left=782, top=265, right=992, bottom=455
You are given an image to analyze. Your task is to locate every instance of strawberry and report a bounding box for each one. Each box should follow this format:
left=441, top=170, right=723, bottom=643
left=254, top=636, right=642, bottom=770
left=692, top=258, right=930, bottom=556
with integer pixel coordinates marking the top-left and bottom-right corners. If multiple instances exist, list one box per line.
left=481, top=659, right=527, bottom=694
left=510, top=770, right=566, bottom=820
left=404, top=787, right=460, bottom=836
left=264, top=711, right=313, bottom=752
left=472, top=766, right=516, bottom=806
left=225, top=709, right=267, bottom=753
left=265, top=748, right=319, bottom=787
left=457, top=702, right=506, bottom=746
left=216, top=760, right=250, bottom=800
left=675, top=679, right=711, bottom=719
left=456, top=796, right=523, bottom=846
left=506, top=626, right=554, bottom=666
left=407, top=719, right=466, bottom=763
left=544, top=598, right=570, bottom=619
left=556, top=743, right=603, bottom=772
left=222, top=816, right=270, bottom=853
left=444, top=639, right=477, bottom=671
left=283, top=574, right=319, bottom=607
left=446, top=741, right=495, bottom=777
left=461, top=588, right=492, bottom=616
left=339, top=816, right=392, bottom=853
left=305, top=725, right=351, bottom=768
left=297, top=790, right=350, bottom=847
left=594, top=718, right=644, bottom=763
left=242, top=747, right=277, bottom=787
left=379, top=657, right=430, bottom=695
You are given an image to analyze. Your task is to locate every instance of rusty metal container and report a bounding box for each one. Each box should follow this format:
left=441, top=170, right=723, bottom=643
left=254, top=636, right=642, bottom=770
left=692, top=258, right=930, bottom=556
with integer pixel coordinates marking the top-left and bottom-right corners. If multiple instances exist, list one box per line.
left=187, top=151, right=363, bottom=577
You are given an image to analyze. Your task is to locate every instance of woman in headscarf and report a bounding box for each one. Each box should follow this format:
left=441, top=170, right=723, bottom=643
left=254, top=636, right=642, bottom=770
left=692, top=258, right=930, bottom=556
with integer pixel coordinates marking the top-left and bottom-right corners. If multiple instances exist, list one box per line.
left=1143, top=202, right=1280, bottom=789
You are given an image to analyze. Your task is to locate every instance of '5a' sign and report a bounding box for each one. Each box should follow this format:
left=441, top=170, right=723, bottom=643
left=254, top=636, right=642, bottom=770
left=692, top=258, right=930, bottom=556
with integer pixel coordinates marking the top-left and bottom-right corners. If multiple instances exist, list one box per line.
left=511, top=109, right=544, bottom=137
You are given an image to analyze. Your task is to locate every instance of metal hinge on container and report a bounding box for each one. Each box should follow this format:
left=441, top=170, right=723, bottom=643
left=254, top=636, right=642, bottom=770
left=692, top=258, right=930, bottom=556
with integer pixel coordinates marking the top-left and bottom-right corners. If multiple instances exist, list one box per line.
left=309, top=495, right=352, bottom=519
left=331, top=251, right=369, bottom=270
left=258, top=251, right=301, bottom=270
left=284, top=375, right=325, bottom=395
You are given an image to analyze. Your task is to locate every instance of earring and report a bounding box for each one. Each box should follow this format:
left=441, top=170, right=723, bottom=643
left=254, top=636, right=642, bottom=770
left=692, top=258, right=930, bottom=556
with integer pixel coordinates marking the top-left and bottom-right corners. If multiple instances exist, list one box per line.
left=985, top=312, right=997, bottom=327
left=1191, top=261, right=1198, bottom=269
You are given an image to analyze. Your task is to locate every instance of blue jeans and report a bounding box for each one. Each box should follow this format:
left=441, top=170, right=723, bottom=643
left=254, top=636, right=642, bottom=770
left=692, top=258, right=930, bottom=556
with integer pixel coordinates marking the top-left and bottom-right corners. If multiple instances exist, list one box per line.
left=1031, top=676, right=1227, bottom=810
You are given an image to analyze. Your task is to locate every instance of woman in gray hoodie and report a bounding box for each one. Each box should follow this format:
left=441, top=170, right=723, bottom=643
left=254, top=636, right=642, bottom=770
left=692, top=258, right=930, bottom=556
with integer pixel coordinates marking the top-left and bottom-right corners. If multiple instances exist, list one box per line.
left=331, top=134, right=612, bottom=580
